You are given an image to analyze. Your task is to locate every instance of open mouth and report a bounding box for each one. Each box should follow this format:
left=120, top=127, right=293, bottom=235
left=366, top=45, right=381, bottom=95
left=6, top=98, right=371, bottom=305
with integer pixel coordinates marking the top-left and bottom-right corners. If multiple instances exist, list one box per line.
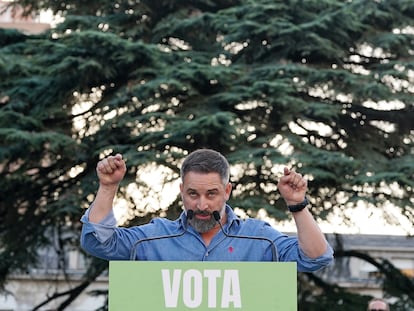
left=194, top=211, right=212, bottom=220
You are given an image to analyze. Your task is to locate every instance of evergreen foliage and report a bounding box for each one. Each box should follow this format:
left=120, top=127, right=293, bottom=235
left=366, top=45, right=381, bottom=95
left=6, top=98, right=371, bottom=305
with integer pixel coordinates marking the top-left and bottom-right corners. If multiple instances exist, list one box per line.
left=0, top=0, right=413, bottom=309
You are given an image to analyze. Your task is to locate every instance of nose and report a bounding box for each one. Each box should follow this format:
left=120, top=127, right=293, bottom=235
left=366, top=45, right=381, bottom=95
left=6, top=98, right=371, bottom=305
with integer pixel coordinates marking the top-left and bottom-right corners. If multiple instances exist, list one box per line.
left=197, top=197, right=209, bottom=210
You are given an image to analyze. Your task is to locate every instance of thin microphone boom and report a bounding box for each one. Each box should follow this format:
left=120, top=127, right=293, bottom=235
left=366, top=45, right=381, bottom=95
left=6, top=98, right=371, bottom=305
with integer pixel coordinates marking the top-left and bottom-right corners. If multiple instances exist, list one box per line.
left=129, top=210, right=194, bottom=260
left=212, top=211, right=278, bottom=262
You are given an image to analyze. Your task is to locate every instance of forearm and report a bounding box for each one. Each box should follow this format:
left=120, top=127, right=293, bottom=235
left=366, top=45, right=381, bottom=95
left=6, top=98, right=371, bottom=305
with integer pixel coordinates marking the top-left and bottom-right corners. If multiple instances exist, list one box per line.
left=292, top=208, right=328, bottom=258
left=88, top=184, right=119, bottom=223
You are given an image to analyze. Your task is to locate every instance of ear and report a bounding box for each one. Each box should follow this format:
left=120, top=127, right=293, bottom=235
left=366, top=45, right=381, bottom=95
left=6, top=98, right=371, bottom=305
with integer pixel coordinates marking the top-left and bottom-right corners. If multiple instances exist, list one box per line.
left=225, top=182, right=232, bottom=200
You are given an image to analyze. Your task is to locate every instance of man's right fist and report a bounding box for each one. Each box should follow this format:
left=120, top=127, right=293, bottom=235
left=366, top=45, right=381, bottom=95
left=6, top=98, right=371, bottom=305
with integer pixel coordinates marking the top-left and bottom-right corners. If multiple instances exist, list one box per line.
left=96, top=153, right=126, bottom=186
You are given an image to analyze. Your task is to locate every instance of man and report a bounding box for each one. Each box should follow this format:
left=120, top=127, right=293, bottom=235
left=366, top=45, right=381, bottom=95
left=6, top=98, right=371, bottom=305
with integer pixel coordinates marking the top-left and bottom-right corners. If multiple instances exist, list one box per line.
left=81, top=149, right=333, bottom=272
left=367, top=298, right=390, bottom=311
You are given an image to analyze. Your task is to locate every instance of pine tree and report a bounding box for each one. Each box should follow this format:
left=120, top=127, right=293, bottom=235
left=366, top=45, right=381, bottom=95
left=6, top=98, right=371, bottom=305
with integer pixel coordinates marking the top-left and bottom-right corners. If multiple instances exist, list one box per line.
left=0, top=0, right=413, bottom=309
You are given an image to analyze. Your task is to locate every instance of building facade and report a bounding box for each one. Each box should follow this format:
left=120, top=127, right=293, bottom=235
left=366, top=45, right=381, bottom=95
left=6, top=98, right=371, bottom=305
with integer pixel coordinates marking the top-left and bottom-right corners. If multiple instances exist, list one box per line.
left=324, top=233, right=414, bottom=299
left=0, top=0, right=50, bottom=34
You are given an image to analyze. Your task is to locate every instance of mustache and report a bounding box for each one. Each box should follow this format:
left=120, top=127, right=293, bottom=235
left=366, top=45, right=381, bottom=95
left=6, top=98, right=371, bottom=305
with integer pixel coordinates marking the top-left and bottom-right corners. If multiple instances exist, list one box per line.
left=193, top=210, right=212, bottom=216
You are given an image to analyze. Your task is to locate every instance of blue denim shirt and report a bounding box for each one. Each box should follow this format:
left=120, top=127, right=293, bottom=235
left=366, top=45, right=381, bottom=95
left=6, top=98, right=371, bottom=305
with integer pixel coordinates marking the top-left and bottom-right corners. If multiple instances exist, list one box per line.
left=80, top=205, right=333, bottom=272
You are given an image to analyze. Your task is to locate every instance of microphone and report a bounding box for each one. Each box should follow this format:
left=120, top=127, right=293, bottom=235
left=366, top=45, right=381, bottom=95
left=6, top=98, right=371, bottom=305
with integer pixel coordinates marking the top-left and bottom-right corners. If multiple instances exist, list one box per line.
left=212, top=211, right=278, bottom=262
left=129, top=210, right=194, bottom=260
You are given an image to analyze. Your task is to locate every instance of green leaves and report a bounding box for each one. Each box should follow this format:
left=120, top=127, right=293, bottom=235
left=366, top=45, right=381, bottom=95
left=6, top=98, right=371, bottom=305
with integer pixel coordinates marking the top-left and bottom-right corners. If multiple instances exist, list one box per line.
left=1, top=0, right=414, bottom=308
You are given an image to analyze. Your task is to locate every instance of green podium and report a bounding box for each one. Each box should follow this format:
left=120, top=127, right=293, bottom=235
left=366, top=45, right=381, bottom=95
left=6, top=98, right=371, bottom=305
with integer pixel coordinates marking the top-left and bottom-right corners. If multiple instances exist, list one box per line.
left=109, top=261, right=297, bottom=310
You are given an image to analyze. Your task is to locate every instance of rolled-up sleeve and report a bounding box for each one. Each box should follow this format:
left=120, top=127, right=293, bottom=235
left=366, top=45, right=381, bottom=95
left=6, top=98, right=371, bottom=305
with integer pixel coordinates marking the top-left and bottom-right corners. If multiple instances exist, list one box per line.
left=275, top=234, right=334, bottom=272
left=295, top=244, right=334, bottom=272
left=80, top=205, right=117, bottom=251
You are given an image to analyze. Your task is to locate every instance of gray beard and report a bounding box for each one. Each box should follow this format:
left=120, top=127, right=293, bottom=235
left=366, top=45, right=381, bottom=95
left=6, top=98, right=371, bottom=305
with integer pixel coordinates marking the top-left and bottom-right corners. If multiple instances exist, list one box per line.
left=189, top=215, right=217, bottom=233
left=188, top=205, right=226, bottom=233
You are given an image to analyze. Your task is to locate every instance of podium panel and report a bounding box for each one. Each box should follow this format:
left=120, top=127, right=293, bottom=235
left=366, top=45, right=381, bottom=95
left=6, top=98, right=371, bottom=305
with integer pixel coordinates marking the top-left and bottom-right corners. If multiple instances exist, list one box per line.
left=109, top=261, right=297, bottom=310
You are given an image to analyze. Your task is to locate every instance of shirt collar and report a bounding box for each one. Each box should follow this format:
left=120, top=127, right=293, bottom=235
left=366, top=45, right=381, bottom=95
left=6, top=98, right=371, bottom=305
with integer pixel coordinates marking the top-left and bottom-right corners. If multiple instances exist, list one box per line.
left=224, top=204, right=241, bottom=227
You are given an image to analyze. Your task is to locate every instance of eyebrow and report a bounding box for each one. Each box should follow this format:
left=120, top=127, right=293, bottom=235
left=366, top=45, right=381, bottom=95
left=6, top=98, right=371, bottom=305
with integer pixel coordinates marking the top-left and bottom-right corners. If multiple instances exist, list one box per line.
left=187, top=187, right=219, bottom=193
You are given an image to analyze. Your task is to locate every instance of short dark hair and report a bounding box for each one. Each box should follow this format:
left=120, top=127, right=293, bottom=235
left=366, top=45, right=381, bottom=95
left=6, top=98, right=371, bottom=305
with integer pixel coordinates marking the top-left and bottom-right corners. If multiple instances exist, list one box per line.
left=180, top=149, right=230, bottom=184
